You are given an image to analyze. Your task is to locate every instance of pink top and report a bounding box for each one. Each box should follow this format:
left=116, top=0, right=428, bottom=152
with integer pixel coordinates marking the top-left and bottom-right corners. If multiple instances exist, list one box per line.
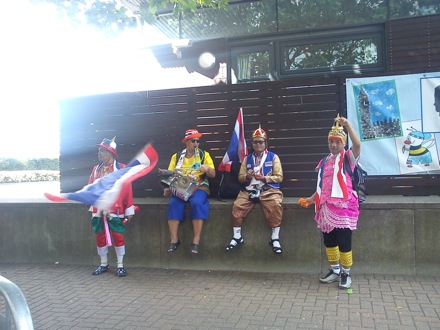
left=315, top=150, right=360, bottom=233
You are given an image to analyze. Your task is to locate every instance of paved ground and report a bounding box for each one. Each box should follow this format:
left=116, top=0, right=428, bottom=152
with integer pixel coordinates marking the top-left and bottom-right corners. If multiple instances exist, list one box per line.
left=1, top=264, right=440, bottom=330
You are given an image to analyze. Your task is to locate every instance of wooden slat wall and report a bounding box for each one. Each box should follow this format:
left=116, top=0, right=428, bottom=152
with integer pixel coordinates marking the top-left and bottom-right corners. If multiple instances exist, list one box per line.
left=59, top=14, right=440, bottom=198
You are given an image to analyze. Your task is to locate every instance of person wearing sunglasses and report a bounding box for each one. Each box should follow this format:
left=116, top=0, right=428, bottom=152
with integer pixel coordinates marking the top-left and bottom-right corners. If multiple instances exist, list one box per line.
left=88, top=137, right=135, bottom=277
left=225, top=125, right=284, bottom=256
left=163, top=129, right=216, bottom=255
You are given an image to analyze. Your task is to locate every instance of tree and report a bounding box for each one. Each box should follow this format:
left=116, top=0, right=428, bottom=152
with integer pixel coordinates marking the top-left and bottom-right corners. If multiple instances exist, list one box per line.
left=30, top=0, right=229, bottom=35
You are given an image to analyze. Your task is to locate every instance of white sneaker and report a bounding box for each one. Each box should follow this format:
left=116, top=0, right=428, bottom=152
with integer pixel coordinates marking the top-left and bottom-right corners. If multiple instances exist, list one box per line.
left=339, top=273, right=352, bottom=289
left=319, top=269, right=340, bottom=283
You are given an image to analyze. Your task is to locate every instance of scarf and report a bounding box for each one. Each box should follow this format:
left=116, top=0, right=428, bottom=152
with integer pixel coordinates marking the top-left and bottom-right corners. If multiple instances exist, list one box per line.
left=315, top=151, right=348, bottom=212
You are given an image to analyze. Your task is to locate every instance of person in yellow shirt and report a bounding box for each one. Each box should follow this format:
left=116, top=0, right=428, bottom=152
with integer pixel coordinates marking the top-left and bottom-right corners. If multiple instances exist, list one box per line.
left=163, top=129, right=216, bottom=255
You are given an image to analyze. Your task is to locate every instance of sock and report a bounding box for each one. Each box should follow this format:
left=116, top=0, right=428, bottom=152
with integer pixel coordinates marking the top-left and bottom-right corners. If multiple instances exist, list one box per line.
left=271, top=227, right=281, bottom=248
left=115, top=245, right=125, bottom=268
left=233, top=227, right=242, bottom=239
left=331, top=264, right=341, bottom=275
left=271, top=226, right=280, bottom=240
left=341, top=267, right=351, bottom=275
left=97, top=246, right=108, bottom=266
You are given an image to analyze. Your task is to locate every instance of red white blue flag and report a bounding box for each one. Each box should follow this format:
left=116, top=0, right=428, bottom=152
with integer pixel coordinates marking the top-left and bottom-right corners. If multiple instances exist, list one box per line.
left=218, top=108, right=248, bottom=172
left=45, top=144, right=158, bottom=209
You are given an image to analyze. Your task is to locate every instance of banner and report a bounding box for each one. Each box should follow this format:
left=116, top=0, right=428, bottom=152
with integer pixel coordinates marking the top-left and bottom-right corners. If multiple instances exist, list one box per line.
left=346, top=72, right=440, bottom=176
left=218, top=108, right=248, bottom=172
left=45, top=144, right=159, bottom=209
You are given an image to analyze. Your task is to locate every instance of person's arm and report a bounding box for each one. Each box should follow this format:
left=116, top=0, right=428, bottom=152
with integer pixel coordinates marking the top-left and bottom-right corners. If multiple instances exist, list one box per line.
left=337, top=116, right=360, bottom=158
left=199, top=151, right=216, bottom=178
left=263, top=154, right=283, bottom=183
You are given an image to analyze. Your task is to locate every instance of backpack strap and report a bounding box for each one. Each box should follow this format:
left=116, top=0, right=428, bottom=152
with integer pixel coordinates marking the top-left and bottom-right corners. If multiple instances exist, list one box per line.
left=343, top=153, right=353, bottom=179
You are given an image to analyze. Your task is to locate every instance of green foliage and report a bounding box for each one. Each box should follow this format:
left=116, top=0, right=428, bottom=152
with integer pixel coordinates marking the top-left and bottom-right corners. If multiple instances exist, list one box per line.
left=0, top=158, right=59, bottom=171
left=0, top=171, right=59, bottom=183
left=30, top=0, right=229, bottom=34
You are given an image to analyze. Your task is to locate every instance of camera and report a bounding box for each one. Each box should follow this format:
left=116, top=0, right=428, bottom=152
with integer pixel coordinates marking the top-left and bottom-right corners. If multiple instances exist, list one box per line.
left=248, top=188, right=261, bottom=202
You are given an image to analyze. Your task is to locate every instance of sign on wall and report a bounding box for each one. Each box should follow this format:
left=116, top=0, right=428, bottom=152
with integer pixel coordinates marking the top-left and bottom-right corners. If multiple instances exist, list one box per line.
left=346, top=72, right=440, bottom=176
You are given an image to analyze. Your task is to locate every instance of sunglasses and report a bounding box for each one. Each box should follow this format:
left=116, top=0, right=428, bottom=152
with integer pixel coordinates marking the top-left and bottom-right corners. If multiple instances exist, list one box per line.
left=191, top=139, right=200, bottom=143
left=252, top=140, right=265, bottom=145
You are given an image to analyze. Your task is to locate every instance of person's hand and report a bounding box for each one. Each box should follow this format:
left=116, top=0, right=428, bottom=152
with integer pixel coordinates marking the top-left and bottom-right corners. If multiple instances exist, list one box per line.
left=298, top=197, right=313, bottom=208
left=254, top=173, right=265, bottom=182
left=245, top=170, right=254, bottom=180
left=163, top=188, right=171, bottom=197
left=122, top=215, right=133, bottom=224
left=199, top=164, right=210, bottom=173
left=336, top=115, right=350, bottom=127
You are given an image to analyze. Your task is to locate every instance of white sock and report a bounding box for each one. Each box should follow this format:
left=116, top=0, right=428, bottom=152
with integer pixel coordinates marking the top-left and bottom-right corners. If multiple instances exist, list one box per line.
left=97, top=246, right=108, bottom=266
left=115, top=246, right=125, bottom=268
left=331, top=264, right=341, bottom=275
left=341, top=267, right=350, bottom=275
left=271, top=227, right=281, bottom=248
left=233, top=227, right=242, bottom=239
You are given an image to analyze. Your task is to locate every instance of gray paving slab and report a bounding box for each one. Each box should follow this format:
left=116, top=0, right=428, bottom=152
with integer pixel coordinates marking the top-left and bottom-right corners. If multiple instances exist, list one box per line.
left=1, top=264, right=440, bottom=329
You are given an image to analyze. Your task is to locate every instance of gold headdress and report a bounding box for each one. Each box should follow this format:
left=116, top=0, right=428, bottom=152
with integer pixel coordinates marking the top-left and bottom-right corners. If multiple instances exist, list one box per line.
left=328, top=114, right=347, bottom=145
left=252, top=125, right=267, bottom=140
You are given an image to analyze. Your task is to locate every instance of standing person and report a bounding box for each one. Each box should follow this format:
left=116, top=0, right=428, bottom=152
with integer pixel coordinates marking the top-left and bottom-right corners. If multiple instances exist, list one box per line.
left=163, top=129, right=216, bottom=255
left=299, top=114, right=361, bottom=289
left=225, top=125, right=284, bottom=255
left=89, top=137, right=135, bottom=277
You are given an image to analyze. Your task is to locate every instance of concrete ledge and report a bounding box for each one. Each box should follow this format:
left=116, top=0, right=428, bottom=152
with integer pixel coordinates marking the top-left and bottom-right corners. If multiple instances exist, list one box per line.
left=1, top=196, right=439, bottom=276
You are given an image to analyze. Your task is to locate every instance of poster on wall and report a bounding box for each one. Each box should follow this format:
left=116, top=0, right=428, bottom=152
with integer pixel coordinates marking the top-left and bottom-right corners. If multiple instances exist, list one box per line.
left=346, top=72, right=440, bottom=176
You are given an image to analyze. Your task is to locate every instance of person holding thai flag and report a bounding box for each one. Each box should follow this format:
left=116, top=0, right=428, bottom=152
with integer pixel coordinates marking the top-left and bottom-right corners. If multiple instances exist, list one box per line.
left=225, top=125, right=284, bottom=255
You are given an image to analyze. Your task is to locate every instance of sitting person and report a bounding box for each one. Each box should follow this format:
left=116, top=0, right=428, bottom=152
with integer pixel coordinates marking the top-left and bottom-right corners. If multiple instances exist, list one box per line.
left=163, top=129, right=216, bottom=255
left=225, top=125, right=284, bottom=255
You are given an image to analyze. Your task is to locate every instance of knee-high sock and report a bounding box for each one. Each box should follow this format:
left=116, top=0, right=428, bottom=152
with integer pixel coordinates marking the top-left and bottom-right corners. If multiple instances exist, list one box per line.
left=326, top=246, right=340, bottom=264
left=97, top=246, right=108, bottom=266
left=115, top=245, right=125, bottom=268
left=340, top=250, right=352, bottom=273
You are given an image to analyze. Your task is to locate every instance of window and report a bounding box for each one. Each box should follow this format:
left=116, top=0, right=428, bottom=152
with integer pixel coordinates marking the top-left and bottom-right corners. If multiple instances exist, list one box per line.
left=230, top=44, right=275, bottom=83
left=279, top=26, right=384, bottom=77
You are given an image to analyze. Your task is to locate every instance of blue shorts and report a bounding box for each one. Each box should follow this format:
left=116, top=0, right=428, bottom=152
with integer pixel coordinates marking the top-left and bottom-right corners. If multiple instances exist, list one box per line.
left=167, top=189, right=210, bottom=221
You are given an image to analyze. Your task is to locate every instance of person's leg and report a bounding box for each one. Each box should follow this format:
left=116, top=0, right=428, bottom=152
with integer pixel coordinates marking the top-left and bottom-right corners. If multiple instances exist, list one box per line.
left=113, top=231, right=126, bottom=277
left=167, top=196, right=185, bottom=253
left=189, top=190, right=210, bottom=254
left=320, top=230, right=341, bottom=283
left=260, top=189, right=283, bottom=255
left=226, top=191, right=252, bottom=251
left=92, top=231, right=110, bottom=275
left=91, top=216, right=110, bottom=275
left=191, top=219, right=203, bottom=245
left=337, top=228, right=353, bottom=289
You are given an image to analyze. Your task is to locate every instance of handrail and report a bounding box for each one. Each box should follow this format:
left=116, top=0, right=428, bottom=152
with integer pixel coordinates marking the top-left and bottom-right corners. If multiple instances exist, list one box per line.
left=0, top=275, right=33, bottom=330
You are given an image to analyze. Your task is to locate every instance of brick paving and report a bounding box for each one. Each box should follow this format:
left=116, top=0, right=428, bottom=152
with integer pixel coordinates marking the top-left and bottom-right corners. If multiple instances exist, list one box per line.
left=1, top=264, right=440, bottom=329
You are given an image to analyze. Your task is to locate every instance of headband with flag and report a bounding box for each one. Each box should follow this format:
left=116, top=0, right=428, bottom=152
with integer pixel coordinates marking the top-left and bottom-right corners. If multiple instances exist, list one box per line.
left=328, top=114, right=347, bottom=145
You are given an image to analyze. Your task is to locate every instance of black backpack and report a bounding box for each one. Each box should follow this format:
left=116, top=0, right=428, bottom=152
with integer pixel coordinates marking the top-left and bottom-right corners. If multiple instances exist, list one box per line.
left=218, top=161, right=243, bottom=199
left=344, top=154, right=368, bottom=203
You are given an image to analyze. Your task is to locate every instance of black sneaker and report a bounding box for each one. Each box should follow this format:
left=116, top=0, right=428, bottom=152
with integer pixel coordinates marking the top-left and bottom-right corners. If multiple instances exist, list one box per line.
left=339, top=273, right=352, bottom=289
left=92, top=264, right=109, bottom=275
left=117, top=267, right=127, bottom=277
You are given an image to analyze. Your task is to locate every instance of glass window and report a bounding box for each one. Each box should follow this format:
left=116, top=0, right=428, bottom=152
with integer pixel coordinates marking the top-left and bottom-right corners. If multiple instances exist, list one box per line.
left=390, top=0, right=439, bottom=19
left=277, top=0, right=387, bottom=32
left=231, top=44, right=275, bottom=83
left=279, top=29, right=384, bottom=76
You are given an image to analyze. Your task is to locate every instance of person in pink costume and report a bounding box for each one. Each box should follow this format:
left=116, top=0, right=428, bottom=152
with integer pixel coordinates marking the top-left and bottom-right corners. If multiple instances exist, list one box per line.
left=88, top=137, right=135, bottom=277
left=299, top=115, right=361, bottom=289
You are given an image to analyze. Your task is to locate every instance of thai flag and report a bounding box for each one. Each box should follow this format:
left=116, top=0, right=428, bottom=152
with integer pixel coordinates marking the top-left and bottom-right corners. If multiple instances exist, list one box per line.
left=218, top=108, right=248, bottom=172
left=45, top=144, right=158, bottom=209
